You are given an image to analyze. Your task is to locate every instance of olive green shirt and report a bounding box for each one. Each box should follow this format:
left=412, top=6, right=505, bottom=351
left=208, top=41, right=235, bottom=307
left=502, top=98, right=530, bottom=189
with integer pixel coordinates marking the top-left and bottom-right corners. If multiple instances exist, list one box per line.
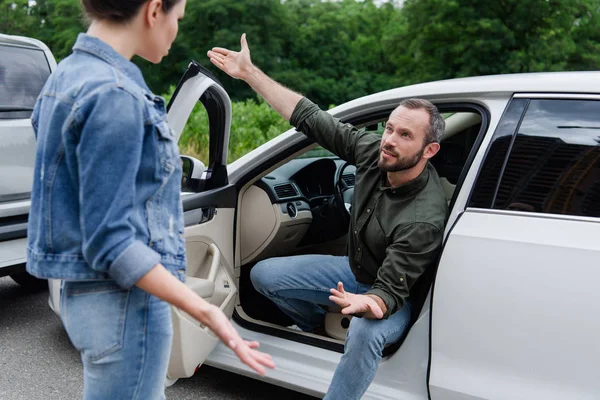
left=290, top=98, right=448, bottom=318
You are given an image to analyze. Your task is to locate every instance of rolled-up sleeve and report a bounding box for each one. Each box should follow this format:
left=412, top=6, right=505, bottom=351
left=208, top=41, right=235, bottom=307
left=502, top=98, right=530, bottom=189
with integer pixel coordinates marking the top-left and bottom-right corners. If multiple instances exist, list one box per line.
left=75, top=86, right=160, bottom=288
left=367, top=223, right=443, bottom=318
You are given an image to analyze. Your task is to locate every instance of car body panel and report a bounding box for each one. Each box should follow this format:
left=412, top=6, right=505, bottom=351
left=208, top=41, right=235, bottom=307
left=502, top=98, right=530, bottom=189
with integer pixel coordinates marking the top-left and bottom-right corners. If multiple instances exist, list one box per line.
left=0, top=33, right=57, bottom=207
left=430, top=209, right=600, bottom=400
left=206, top=306, right=432, bottom=400
left=0, top=238, right=27, bottom=269
left=0, top=34, right=56, bottom=280
left=0, top=119, right=37, bottom=204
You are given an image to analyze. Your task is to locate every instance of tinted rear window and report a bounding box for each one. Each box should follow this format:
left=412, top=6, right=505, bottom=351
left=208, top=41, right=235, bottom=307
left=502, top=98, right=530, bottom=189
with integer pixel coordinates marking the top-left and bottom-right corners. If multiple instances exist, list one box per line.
left=494, top=99, right=600, bottom=218
left=0, top=44, right=51, bottom=119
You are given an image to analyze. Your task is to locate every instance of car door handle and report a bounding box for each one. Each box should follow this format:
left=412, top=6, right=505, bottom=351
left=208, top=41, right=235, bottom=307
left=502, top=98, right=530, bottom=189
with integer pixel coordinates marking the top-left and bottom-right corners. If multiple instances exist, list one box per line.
left=183, top=207, right=216, bottom=227
left=206, top=243, right=221, bottom=282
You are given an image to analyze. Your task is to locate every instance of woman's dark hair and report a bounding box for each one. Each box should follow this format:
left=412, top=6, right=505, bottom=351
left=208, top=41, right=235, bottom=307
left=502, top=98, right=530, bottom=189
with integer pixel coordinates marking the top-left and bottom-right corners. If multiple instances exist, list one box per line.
left=81, top=0, right=181, bottom=23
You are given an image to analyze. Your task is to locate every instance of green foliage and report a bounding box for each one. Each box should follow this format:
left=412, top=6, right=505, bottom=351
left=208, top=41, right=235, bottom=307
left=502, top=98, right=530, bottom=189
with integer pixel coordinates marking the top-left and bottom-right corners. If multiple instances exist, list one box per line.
left=0, top=1, right=39, bottom=35
left=1, top=0, right=84, bottom=61
left=3, top=0, right=600, bottom=161
left=137, top=0, right=293, bottom=102
left=277, top=0, right=402, bottom=107
left=394, top=0, right=600, bottom=83
left=163, top=87, right=291, bottom=164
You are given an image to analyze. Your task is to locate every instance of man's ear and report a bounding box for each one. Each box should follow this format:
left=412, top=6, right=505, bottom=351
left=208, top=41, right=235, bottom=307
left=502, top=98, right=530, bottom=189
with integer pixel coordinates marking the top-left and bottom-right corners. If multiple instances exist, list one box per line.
left=144, top=0, right=163, bottom=27
left=423, top=142, right=440, bottom=160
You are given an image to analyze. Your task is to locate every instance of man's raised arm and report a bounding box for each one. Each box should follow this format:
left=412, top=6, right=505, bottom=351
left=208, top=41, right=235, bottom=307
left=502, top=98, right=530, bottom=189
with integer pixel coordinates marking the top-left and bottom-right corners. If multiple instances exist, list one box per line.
left=207, top=34, right=302, bottom=121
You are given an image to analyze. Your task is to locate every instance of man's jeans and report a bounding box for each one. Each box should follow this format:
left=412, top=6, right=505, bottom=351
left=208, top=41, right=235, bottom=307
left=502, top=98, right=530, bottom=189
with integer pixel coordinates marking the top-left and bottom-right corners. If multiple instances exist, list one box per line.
left=251, top=255, right=412, bottom=400
left=60, top=280, right=172, bottom=400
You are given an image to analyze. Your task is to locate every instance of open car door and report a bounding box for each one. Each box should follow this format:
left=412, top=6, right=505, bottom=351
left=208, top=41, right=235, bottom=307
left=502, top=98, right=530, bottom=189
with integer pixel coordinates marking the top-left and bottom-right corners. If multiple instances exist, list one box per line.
left=166, top=62, right=237, bottom=380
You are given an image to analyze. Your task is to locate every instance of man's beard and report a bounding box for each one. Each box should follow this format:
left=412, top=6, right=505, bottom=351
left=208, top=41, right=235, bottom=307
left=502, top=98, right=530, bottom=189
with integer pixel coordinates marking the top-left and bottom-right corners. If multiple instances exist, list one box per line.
left=377, top=144, right=424, bottom=172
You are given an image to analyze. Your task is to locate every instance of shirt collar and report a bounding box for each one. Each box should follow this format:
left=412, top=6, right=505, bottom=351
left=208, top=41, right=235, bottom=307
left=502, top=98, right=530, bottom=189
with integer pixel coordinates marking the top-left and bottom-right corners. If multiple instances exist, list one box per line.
left=72, top=33, right=150, bottom=92
left=379, top=162, right=431, bottom=197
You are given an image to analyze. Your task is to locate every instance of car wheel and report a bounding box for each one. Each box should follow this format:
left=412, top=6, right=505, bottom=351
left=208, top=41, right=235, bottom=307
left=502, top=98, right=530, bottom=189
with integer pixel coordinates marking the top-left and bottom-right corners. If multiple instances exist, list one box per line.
left=10, top=272, right=47, bottom=291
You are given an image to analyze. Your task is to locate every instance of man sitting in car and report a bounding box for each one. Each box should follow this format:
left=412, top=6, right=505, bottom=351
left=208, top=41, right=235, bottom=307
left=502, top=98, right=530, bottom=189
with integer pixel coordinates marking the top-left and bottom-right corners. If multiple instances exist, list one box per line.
left=208, top=35, right=448, bottom=400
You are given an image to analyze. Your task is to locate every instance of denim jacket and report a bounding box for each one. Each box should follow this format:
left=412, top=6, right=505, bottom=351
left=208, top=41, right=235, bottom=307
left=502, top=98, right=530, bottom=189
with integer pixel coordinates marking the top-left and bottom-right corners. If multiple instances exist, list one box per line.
left=27, top=34, right=186, bottom=288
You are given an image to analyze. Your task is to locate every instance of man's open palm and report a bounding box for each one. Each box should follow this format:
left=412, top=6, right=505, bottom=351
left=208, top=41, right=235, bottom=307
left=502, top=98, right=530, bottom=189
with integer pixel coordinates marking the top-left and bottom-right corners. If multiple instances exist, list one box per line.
left=329, top=282, right=384, bottom=319
left=207, top=34, right=252, bottom=80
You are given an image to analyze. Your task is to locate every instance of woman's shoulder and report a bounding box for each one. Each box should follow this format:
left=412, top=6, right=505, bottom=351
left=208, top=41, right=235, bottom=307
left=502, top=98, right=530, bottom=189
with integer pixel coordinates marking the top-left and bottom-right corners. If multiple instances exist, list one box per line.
left=53, top=53, right=148, bottom=107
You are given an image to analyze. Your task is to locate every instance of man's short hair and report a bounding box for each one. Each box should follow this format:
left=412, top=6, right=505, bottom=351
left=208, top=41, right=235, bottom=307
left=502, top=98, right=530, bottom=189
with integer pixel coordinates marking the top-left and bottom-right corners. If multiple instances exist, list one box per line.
left=398, top=98, right=445, bottom=144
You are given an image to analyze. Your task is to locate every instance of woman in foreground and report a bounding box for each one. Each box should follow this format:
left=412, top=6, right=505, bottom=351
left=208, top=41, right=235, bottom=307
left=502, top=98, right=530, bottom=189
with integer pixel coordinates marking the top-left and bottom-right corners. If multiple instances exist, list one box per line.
left=26, top=1, right=274, bottom=398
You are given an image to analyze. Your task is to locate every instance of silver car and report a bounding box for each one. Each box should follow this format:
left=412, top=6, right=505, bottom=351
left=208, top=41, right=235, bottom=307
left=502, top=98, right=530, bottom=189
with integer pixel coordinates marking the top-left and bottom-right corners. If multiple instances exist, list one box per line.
left=48, top=63, right=600, bottom=399
left=0, top=34, right=56, bottom=289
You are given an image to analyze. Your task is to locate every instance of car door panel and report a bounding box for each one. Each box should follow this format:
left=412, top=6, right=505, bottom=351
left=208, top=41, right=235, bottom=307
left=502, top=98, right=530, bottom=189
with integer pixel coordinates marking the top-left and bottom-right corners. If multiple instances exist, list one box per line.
left=168, top=207, right=236, bottom=379
left=165, top=63, right=237, bottom=380
left=430, top=209, right=600, bottom=400
left=431, top=96, right=600, bottom=399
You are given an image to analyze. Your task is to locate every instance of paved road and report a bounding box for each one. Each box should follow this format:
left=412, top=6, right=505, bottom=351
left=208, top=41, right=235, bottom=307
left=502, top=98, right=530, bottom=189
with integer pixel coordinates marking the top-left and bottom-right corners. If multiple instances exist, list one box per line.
left=0, top=276, right=317, bottom=400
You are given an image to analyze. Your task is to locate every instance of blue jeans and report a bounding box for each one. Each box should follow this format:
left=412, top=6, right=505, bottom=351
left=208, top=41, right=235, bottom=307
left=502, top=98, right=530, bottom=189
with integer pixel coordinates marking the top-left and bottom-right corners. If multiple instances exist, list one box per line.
left=251, top=255, right=412, bottom=400
left=60, top=280, right=173, bottom=400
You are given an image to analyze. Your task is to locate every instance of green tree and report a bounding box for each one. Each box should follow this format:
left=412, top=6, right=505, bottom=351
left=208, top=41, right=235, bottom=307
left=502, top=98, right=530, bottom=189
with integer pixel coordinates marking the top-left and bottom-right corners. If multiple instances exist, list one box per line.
left=34, top=0, right=86, bottom=61
left=279, top=0, right=403, bottom=107
left=565, top=1, right=600, bottom=70
left=0, top=0, right=85, bottom=62
left=0, top=0, right=43, bottom=38
left=138, top=0, right=293, bottom=97
left=391, top=0, right=599, bottom=84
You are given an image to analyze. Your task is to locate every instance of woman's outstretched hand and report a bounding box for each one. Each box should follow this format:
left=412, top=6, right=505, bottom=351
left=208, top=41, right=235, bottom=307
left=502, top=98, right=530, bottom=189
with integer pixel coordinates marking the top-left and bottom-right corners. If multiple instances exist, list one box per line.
left=199, top=304, right=275, bottom=376
left=136, top=264, right=275, bottom=376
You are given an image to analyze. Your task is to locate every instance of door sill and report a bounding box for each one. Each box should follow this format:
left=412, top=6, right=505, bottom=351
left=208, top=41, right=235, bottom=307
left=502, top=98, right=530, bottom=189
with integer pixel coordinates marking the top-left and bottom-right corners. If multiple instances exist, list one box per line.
left=233, top=306, right=345, bottom=353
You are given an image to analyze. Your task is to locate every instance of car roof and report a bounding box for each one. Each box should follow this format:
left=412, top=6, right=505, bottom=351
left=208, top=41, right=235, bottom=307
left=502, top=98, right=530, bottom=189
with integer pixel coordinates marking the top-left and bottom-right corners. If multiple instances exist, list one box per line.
left=334, top=71, right=600, bottom=114
left=0, top=33, right=50, bottom=51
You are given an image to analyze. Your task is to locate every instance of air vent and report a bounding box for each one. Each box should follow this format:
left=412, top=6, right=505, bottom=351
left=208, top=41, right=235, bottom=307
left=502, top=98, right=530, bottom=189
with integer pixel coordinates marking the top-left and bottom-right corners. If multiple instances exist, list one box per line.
left=274, top=183, right=298, bottom=199
left=342, top=173, right=356, bottom=186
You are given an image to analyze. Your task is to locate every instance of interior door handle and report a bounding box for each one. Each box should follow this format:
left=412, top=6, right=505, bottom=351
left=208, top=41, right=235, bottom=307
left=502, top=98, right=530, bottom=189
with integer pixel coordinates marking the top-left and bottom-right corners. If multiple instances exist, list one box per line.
left=206, top=243, right=221, bottom=282
left=183, top=207, right=216, bottom=227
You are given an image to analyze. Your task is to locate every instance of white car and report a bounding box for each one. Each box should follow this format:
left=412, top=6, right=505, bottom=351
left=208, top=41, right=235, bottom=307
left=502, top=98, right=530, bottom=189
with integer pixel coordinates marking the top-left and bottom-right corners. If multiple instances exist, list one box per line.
left=0, top=34, right=56, bottom=289
left=48, top=64, right=600, bottom=399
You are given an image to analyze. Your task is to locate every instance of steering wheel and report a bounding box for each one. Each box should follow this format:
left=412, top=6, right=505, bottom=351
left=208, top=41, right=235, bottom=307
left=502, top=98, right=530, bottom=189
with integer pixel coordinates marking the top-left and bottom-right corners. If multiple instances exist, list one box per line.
left=333, top=161, right=355, bottom=226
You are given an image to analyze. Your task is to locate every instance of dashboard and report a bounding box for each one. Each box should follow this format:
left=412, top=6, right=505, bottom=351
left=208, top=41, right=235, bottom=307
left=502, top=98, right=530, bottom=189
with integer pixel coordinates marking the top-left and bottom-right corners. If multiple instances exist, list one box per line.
left=240, top=157, right=356, bottom=264
left=256, top=157, right=355, bottom=206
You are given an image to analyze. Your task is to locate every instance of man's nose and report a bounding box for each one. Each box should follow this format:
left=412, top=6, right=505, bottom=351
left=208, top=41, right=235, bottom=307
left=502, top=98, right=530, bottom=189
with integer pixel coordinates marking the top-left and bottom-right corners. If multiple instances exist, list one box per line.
left=383, top=134, right=396, bottom=148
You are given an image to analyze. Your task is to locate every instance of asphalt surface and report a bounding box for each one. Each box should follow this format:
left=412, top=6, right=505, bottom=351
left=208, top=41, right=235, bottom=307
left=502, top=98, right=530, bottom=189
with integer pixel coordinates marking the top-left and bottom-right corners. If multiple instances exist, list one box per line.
left=0, top=276, right=317, bottom=400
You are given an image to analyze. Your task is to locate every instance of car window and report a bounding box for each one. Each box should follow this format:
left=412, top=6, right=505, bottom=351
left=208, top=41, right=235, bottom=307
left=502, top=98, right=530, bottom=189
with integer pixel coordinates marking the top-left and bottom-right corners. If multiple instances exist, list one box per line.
left=493, top=99, right=600, bottom=217
left=431, top=112, right=482, bottom=185
left=468, top=99, right=528, bottom=209
left=178, top=101, right=209, bottom=163
left=0, top=44, right=51, bottom=120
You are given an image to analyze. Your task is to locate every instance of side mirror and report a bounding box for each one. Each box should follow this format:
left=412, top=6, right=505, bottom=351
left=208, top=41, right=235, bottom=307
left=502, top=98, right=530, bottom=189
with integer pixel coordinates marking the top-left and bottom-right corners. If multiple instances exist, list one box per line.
left=181, top=155, right=205, bottom=192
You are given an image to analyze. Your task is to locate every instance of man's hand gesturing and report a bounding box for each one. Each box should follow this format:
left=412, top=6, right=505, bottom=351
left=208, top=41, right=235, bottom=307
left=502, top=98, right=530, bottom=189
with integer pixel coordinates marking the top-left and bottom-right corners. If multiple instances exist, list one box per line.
left=207, top=33, right=253, bottom=80
left=329, top=282, right=385, bottom=320
left=206, top=34, right=303, bottom=121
